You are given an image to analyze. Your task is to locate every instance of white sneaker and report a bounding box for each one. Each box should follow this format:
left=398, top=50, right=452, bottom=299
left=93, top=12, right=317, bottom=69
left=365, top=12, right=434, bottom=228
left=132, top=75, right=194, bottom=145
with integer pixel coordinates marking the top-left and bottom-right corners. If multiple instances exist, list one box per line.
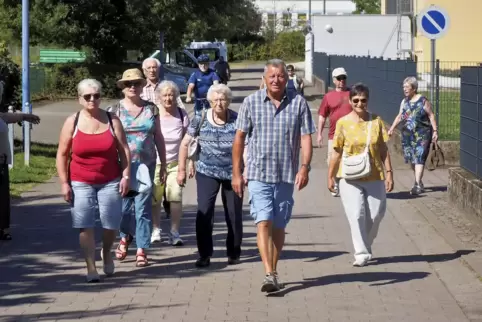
left=170, top=230, right=184, bottom=246
left=150, top=228, right=162, bottom=243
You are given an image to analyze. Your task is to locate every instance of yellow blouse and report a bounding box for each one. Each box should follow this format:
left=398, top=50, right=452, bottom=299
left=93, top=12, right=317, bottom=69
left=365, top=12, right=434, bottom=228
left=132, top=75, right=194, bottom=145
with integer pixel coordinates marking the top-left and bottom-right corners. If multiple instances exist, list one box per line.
left=332, top=114, right=389, bottom=181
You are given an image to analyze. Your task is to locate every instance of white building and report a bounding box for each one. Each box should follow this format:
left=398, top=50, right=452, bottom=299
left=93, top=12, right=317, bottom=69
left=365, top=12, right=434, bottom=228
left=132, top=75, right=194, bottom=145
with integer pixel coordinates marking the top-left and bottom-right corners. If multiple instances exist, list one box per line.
left=255, top=0, right=356, bottom=30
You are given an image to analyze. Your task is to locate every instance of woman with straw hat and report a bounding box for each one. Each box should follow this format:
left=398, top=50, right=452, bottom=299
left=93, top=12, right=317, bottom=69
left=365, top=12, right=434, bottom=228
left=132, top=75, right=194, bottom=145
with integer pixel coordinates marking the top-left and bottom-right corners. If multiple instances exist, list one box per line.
left=109, top=68, right=167, bottom=267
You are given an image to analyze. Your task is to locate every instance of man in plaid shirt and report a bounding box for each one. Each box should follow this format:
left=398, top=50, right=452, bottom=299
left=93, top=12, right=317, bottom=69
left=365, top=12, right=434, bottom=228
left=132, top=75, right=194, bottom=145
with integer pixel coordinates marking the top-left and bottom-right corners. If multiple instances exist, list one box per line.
left=232, top=59, right=315, bottom=293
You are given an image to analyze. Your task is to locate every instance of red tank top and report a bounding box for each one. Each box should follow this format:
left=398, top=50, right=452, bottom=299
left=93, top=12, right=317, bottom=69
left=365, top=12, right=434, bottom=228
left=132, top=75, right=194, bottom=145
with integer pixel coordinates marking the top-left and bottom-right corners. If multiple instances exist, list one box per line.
left=70, top=127, right=121, bottom=184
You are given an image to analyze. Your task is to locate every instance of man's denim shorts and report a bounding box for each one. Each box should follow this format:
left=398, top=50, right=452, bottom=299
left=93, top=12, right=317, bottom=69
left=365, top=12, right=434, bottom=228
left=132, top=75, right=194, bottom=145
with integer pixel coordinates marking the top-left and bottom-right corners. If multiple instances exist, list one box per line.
left=247, top=180, right=295, bottom=229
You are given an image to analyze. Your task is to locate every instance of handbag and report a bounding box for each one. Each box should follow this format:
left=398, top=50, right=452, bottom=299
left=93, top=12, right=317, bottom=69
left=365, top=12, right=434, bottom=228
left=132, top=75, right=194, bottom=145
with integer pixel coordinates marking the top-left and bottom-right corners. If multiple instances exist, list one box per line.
left=341, top=114, right=373, bottom=180
left=187, top=109, right=206, bottom=161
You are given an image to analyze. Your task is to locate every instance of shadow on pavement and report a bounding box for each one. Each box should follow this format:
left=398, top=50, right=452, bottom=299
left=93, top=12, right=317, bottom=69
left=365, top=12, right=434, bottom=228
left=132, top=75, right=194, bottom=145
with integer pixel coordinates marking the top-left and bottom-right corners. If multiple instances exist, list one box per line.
left=0, top=199, right=333, bottom=309
left=387, top=185, right=448, bottom=200
left=370, top=250, right=474, bottom=265
left=269, top=271, right=431, bottom=296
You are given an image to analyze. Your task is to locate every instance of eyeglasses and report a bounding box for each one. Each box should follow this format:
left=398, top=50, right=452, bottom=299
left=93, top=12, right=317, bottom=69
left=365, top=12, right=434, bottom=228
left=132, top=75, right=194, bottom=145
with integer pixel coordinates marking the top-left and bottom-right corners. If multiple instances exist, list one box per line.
left=83, top=93, right=101, bottom=101
left=336, top=75, right=347, bottom=81
left=352, top=98, right=367, bottom=104
left=124, top=81, right=142, bottom=88
left=211, top=99, right=228, bottom=103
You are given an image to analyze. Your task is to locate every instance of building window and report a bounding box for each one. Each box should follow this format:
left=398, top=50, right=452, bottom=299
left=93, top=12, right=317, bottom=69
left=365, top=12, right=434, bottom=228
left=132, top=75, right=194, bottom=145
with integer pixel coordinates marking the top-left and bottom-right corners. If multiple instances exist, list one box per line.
left=282, top=13, right=290, bottom=27
left=298, top=13, right=307, bottom=27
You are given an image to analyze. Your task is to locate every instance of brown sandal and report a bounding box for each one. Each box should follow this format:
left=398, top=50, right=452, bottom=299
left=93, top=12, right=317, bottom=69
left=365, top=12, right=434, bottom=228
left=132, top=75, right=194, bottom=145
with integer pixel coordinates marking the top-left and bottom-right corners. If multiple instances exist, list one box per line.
left=115, top=235, right=133, bottom=261
left=136, top=251, right=148, bottom=267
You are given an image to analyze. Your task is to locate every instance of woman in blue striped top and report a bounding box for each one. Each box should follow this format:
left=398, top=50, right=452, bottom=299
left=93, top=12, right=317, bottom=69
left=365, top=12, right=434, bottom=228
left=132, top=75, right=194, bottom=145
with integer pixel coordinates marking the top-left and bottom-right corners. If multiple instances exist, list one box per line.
left=178, top=84, right=246, bottom=268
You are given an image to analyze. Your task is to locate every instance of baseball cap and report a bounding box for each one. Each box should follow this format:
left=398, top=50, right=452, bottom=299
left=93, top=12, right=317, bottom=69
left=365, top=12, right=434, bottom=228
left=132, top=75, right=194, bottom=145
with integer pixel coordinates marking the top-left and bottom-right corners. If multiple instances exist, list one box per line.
left=332, top=67, right=347, bottom=78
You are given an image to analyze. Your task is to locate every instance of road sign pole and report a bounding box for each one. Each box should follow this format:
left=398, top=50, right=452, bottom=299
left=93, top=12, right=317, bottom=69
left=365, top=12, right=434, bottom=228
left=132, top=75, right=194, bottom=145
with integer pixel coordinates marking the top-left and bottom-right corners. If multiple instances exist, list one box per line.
left=22, top=0, right=31, bottom=166
left=430, top=39, right=435, bottom=103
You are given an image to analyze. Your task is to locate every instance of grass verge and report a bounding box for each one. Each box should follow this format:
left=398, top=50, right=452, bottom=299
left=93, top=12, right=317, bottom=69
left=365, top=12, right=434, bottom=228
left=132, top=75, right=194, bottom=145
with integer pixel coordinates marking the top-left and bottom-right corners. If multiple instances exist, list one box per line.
left=9, top=140, right=57, bottom=198
left=420, top=90, right=460, bottom=141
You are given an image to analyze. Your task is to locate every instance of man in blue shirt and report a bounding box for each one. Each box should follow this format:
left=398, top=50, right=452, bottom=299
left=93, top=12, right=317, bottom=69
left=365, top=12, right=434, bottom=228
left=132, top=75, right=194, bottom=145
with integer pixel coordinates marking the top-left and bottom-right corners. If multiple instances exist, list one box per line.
left=185, top=54, right=220, bottom=115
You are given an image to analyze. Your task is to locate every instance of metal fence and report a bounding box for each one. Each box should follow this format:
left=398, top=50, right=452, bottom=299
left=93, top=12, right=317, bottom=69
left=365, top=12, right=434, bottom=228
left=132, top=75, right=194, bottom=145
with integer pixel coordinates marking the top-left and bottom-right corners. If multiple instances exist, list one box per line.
left=459, top=66, right=482, bottom=179
left=313, top=52, right=480, bottom=140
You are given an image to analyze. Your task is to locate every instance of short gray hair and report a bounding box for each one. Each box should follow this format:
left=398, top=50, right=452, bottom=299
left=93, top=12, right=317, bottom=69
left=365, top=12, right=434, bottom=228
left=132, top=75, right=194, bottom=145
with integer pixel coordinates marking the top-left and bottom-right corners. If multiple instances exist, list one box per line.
left=77, top=78, right=102, bottom=96
left=403, top=76, right=418, bottom=91
left=207, top=83, right=233, bottom=103
left=156, top=80, right=180, bottom=99
left=264, top=58, right=288, bottom=76
left=142, top=57, right=161, bottom=69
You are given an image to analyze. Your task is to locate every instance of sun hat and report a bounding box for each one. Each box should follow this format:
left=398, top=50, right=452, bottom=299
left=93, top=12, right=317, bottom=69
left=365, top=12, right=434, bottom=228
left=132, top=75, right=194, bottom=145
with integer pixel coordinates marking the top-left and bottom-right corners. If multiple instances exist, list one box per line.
left=117, top=68, right=147, bottom=88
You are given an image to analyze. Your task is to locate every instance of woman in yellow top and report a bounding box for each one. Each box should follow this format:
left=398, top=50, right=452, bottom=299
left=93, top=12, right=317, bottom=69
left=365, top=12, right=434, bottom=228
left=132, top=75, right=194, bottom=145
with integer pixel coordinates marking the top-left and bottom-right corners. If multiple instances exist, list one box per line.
left=328, top=83, right=394, bottom=267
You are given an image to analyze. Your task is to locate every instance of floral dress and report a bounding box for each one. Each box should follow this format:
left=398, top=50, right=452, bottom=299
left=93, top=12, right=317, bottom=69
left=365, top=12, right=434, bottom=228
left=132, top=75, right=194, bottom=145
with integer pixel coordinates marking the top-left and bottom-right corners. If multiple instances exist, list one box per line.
left=400, top=95, right=432, bottom=165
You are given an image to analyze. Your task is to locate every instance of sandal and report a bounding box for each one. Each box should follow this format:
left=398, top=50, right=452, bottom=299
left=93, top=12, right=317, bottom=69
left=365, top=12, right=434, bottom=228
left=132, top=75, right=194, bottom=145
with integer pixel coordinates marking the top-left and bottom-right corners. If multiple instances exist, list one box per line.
left=0, top=230, right=12, bottom=241
left=136, top=251, right=149, bottom=267
left=115, top=235, right=133, bottom=261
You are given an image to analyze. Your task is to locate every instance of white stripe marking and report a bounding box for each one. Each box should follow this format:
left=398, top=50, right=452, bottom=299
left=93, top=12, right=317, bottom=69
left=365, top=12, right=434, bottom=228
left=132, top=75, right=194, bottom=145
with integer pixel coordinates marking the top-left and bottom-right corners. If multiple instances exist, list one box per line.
left=424, top=12, right=443, bottom=32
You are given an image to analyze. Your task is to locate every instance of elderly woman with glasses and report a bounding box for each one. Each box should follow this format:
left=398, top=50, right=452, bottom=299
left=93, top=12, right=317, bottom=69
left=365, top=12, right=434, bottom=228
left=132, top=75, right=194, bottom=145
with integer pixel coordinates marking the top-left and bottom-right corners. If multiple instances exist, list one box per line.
left=178, top=83, right=246, bottom=268
left=328, top=83, right=394, bottom=267
left=150, top=80, right=194, bottom=247
left=109, top=69, right=167, bottom=268
left=56, top=79, right=131, bottom=282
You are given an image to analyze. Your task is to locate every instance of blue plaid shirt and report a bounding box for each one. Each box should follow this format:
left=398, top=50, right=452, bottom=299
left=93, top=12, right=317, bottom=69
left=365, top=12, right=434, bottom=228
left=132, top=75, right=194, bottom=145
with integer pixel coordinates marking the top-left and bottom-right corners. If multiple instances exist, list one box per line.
left=235, top=89, right=316, bottom=184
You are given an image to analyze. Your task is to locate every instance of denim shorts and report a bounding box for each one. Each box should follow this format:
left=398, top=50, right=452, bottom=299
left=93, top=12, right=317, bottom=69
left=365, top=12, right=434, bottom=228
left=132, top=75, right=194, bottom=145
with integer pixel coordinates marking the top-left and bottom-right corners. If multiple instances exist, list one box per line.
left=247, top=181, right=295, bottom=229
left=71, top=178, right=122, bottom=230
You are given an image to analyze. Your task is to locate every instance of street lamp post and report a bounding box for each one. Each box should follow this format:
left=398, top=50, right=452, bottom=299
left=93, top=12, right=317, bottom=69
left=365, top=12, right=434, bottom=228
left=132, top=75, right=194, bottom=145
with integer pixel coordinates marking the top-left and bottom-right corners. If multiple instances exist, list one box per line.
left=22, top=0, right=31, bottom=166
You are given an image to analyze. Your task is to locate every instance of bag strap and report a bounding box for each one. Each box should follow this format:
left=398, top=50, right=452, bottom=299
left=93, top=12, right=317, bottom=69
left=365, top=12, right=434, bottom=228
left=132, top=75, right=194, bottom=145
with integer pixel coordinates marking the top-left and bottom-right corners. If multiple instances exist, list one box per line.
left=194, top=109, right=206, bottom=137
left=73, top=111, right=80, bottom=132
left=363, top=114, right=373, bottom=153
left=106, top=111, right=115, bottom=135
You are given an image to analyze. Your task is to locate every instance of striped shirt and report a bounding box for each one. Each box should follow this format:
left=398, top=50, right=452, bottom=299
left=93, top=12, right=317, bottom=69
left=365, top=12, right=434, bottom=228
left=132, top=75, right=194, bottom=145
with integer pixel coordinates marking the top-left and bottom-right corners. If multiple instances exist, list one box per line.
left=236, top=89, right=316, bottom=184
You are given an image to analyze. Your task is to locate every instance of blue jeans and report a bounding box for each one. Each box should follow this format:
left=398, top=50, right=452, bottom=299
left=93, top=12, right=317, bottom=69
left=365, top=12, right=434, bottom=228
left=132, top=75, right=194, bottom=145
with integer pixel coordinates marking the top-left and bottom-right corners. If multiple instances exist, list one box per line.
left=70, top=178, right=122, bottom=229
left=119, top=164, right=155, bottom=249
left=248, top=181, right=295, bottom=229
left=194, top=98, right=209, bottom=116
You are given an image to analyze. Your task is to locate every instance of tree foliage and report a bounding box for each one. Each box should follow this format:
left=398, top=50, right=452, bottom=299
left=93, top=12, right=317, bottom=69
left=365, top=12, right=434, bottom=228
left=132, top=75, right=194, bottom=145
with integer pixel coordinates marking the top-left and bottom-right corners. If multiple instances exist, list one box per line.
left=0, top=0, right=262, bottom=63
left=352, top=0, right=381, bottom=14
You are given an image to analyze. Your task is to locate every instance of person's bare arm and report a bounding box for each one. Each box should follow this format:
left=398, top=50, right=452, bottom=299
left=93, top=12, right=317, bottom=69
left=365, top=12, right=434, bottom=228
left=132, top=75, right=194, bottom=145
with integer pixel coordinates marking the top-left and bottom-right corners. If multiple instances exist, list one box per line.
left=0, top=112, right=40, bottom=124
left=389, top=101, right=405, bottom=133
left=328, top=148, right=342, bottom=180
left=318, top=115, right=326, bottom=137
left=186, top=84, right=195, bottom=100
left=300, top=134, right=313, bottom=167
left=380, top=141, right=394, bottom=192
left=56, top=115, right=75, bottom=185
left=233, top=130, right=247, bottom=178
left=178, top=134, right=192, bottom=172
left=154, top=116, right=166, bottom=166
left=111, top=116, right=131, bottom=178
left=423, top=99, right=438, bottom=136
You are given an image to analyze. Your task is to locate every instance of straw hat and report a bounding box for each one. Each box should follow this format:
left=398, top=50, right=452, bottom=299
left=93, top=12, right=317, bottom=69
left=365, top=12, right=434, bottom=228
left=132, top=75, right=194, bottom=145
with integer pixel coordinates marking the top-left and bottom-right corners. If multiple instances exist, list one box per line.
left=117, top=68, right=147, bottom=88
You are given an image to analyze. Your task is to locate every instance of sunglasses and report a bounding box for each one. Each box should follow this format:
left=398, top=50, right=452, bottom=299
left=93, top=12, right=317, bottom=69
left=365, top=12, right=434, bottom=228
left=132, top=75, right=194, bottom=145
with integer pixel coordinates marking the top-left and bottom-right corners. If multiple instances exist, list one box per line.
left=336, top=75, right=347, bottom=81
left=83, top=93, right=101, bottom=101
left=352, top=98, right=367, bottom=104
left=124, top=81, right=142, bottom=88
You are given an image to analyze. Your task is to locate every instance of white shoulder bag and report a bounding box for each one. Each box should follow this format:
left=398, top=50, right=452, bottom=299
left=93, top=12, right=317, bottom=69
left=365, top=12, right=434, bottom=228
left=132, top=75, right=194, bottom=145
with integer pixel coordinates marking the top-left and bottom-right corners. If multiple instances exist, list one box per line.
left=341, top=114, right=373, bottom=180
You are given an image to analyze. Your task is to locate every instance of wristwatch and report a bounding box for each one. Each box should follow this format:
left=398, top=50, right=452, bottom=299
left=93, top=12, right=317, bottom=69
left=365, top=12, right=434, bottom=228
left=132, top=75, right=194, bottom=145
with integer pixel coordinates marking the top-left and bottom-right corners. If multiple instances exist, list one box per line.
left=123, top=175, right=130, bottom=180
left=301, top=164, right=311, bottom=172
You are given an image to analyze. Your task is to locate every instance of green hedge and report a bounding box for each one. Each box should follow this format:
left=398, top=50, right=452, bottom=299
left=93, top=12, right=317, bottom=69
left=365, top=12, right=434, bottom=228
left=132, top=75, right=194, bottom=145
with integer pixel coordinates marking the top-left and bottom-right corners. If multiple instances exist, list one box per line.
left=0, top=43, right=21, bottom=112
left=228, top=31, right=305, bottom=62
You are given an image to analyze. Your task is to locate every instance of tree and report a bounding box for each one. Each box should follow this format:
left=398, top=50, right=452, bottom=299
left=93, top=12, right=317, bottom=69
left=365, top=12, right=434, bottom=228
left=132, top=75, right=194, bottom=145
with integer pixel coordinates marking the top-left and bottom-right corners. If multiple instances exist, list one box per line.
left=352, top=0, right=381, bottom=14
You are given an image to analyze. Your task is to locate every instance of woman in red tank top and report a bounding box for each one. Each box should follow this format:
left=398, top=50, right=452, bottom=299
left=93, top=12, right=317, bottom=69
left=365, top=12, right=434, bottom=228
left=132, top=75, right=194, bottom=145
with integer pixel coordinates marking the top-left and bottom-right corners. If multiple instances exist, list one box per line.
left=56, top=79, right=131, bottom=283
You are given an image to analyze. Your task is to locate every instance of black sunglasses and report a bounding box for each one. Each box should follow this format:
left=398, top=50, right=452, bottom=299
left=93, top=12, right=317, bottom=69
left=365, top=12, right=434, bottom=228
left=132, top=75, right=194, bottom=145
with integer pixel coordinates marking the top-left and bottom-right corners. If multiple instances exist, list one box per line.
left=336, top=75, right=347, bottom=81
left=83, top=93, right=101, bottom=101
left=124, top=81, right=142, bottom=88
left=352, top=98, right=367, bottom=104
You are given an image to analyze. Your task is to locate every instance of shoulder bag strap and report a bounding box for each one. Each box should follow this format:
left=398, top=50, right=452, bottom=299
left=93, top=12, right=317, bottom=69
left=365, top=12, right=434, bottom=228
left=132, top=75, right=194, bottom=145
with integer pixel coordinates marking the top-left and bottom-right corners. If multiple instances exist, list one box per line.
left=106, top=111, right=115, bottom=135
left=363, top=114, right=373, bottom=153
left=195, top=109, right=206, bottom=137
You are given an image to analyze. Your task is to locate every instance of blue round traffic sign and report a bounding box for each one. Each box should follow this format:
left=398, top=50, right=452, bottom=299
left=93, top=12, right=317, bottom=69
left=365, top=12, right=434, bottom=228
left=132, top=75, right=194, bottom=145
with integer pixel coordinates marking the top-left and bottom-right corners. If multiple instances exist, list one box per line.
left=417, top=6, right=450, bottom=39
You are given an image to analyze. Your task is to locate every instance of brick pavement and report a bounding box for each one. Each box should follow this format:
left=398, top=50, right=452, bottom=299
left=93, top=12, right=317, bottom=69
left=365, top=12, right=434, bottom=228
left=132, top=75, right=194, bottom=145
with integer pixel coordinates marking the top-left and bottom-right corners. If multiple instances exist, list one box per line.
left=1, top=67, right=482, bottom=322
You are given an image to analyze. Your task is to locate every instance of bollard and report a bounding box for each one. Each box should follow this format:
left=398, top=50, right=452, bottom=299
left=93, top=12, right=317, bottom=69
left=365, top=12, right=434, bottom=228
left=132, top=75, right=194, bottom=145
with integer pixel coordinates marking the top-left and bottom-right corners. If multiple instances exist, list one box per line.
left=7, top=105, right=14, bottom=169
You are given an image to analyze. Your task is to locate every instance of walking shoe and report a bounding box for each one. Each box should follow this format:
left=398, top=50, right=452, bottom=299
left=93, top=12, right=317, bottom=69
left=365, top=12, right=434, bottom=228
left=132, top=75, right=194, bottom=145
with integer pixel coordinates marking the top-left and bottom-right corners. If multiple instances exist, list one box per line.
left=419, top=181, right=425, bottom=192
left=169, top=230, right=184, bottom=246
left=261, top=273, right=280, bottom=293
left=410, top=184, right=422, bottom=196
left=150, top=228, right=162, bottom=243
left=352, top=256, right=370, bottom=267
left=273, top=271, right=285, bottom=289
left=195, top=257, right=210, bottom=268
left=228, top=257, right=241, bottom=265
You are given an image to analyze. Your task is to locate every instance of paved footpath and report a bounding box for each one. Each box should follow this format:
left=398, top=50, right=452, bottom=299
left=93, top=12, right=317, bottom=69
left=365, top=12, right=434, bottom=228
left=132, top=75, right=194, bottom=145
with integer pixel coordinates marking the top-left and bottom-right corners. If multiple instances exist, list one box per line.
left=1, top=66, right=482, bottom=322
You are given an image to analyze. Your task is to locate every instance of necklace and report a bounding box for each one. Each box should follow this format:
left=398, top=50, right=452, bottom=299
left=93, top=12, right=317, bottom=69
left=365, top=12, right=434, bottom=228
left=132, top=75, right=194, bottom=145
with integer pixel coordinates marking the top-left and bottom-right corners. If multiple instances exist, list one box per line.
left=212, top=109, right=228, bottom=126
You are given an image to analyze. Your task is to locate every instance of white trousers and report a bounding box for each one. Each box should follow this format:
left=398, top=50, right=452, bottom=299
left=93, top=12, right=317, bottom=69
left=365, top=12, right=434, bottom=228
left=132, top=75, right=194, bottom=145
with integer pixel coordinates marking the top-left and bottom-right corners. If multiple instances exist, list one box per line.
left=339, top=179, right=386, bottom=262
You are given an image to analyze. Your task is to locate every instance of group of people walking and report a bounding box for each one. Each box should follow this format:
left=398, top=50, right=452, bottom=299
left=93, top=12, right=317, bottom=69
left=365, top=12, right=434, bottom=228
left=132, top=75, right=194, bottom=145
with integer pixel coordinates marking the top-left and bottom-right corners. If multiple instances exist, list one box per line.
left=0, top=54, right=439, bottom=294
